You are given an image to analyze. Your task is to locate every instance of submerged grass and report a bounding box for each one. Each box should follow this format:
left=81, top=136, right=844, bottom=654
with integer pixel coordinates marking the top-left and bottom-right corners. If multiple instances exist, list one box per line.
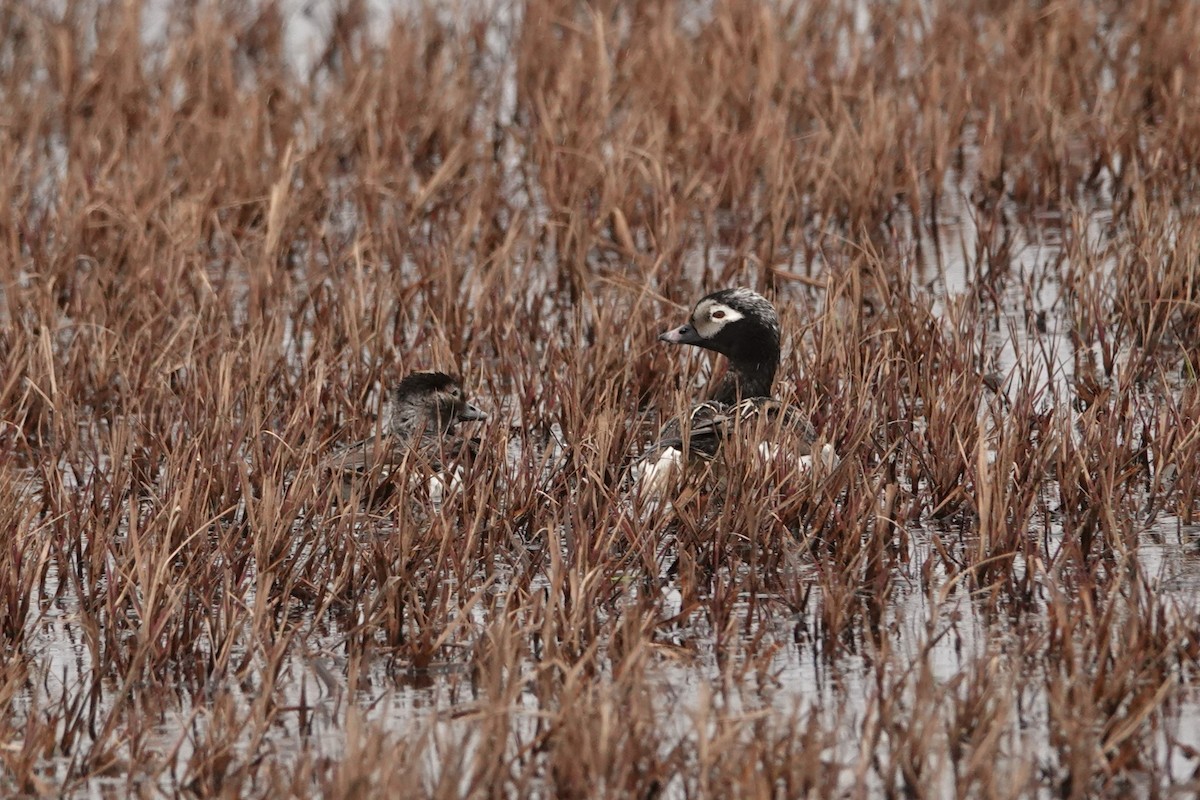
left=2, top=0, right=1200, bottom=796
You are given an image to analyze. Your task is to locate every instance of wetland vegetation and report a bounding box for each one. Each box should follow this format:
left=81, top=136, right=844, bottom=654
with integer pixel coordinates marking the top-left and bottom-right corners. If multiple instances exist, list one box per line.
left=1, top=0, right=1199, bottom=796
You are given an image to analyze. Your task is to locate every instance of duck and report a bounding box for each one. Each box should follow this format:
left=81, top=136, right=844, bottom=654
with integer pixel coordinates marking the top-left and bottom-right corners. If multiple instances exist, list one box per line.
left=319, top=371, right=486, bottom=506
left=637, top=288, right=835, bottom=495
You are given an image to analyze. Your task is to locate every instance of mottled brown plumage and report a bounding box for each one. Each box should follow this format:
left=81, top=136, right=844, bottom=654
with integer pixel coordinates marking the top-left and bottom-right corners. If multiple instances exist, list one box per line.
left=319, top=371, right=485, bottom=504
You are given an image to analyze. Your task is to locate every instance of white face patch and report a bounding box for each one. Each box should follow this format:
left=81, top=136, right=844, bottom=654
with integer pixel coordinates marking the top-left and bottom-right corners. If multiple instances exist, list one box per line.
left=692, top=300, right=744, bottom=340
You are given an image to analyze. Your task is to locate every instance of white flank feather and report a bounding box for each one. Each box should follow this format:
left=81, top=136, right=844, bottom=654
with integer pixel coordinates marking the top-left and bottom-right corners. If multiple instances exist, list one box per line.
left=756, top=441, right=839, bottom=478
left=637, top=446, right=683, bottom=496
left=426, top=466, right=466, bottom=510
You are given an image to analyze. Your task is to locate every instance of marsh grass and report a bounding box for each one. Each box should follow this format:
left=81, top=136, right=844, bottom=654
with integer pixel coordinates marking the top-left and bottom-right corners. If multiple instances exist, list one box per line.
left=3, top=0, right=1200, bottom=796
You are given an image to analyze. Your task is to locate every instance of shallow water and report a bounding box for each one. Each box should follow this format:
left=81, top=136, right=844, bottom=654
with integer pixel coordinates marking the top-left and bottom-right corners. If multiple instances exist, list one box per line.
left=9, top=2, right=1200, bottom=797
left=19, top=487, right=1200, bottom=795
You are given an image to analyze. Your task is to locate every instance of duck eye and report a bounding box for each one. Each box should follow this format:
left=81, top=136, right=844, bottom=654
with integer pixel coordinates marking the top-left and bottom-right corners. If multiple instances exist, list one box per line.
left=711, top=310, right=726, bottom=320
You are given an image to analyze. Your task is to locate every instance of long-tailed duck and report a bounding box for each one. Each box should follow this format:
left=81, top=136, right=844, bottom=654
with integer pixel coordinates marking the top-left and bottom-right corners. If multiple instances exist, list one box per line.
left=638, top=288, right=835, bottom=494
left=320, top=371, right=485, bottom=505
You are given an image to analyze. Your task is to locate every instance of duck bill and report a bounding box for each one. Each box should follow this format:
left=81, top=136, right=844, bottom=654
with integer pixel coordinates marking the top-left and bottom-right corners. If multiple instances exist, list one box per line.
left=458, top=403, right=487, bottom=422
left=658, top=323, right=704, bottom=346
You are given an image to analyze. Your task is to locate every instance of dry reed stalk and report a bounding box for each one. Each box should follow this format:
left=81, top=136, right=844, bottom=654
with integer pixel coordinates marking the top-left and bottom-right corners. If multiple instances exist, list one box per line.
left=2, top=0, right=1200, bottom=795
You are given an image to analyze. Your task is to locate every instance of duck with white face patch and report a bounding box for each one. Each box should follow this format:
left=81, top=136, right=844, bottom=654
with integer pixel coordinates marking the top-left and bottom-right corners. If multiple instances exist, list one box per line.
left=638, top=288, right=836, bottom=496
left=657, top=287, right=783, bottom=403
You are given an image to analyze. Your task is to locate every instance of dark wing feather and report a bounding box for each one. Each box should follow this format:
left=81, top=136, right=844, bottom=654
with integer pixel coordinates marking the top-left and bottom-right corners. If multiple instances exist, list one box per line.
left=650, top=401, right=728, bottom=459
left=653, top=398, right=816, bottom=458
left=636, top=397, right=821, bottom=494
left=725, top=397, right=817, bottom=454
